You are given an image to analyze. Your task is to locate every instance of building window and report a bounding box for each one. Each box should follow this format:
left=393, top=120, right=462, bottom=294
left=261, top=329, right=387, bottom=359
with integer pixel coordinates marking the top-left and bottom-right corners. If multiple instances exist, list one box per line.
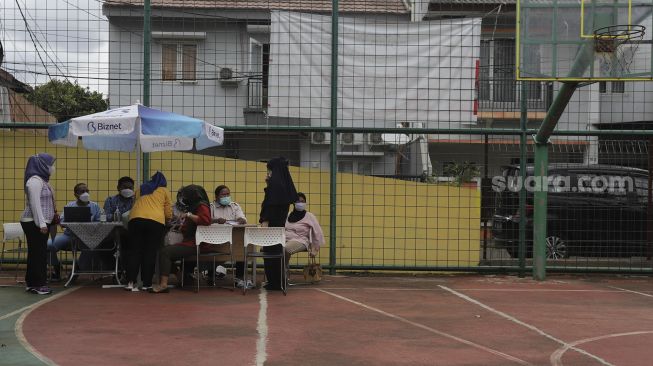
left=599, top=81, right=624, bottom=93
left=182, top=45, right=197, bottom=81
left=479, top=39, right=542, bottom=104
left=337, top=161, right=354, bottom=173
left=162, top=44, right=177, bottom=81
left=611, top=81, right=624, bottom=93
left=161, top=43, right=197, bottom=81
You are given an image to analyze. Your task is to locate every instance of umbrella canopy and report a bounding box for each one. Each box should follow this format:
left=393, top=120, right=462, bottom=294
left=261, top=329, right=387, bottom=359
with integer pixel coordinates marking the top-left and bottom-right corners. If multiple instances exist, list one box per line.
left=48, top=104, right=224, bottom=152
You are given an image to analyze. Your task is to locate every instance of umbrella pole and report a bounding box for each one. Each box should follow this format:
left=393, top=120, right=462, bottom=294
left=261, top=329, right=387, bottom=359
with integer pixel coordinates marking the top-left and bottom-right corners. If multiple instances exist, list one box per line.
left=136, top=144, right=142, bottom=184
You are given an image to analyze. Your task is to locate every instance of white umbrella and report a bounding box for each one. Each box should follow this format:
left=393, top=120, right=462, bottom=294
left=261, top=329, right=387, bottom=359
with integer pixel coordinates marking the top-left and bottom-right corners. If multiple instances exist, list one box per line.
left=48, top=104, right=224, bottom=181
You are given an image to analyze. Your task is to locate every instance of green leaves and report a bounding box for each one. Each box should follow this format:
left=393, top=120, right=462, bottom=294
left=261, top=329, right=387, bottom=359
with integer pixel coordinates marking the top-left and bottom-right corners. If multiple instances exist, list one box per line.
left=26, top=80, right=108, bottom=122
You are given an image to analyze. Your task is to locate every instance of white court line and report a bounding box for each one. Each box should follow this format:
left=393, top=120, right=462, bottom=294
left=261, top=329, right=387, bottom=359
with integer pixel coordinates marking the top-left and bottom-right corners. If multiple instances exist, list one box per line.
left=14, top=287, right=80, bottom=366
left=550, top=330, right=653, bottom=366
left=443, top=289, right=624, bottom=293
left=291, top=287, right=623, bottom=293
left=608, top=286, right=653, bottom=298
left=438, top=285, right=614, bottom=366
left=318, top=289, right=533, bottom=366
left=0, top=287, right=79, bottom=322
left=254, top=287, right=268, bottom=366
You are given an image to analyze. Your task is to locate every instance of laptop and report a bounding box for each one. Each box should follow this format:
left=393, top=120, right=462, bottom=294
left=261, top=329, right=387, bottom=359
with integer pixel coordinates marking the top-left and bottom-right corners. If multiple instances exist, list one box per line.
left=63, top=206, right=92, bottom=223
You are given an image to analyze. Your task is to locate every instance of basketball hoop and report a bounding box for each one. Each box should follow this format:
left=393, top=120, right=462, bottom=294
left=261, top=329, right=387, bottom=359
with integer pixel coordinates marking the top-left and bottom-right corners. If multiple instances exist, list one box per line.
left=593, top=25, right=646, bottom=77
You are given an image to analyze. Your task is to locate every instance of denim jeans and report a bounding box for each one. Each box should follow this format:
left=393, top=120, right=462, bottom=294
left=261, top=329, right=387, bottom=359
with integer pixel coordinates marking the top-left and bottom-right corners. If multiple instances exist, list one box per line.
left=47, top=233, right=72, bottom=268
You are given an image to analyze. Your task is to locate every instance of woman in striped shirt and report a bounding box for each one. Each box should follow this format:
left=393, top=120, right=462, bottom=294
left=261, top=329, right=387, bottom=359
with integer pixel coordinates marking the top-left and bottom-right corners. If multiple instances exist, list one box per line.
left=20, top=153, right=58, bottom=295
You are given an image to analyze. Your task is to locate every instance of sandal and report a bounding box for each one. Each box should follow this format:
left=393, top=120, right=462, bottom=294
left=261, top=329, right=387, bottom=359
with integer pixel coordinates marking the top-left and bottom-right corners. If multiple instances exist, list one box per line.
left=148, top=286, right=170, bottom=293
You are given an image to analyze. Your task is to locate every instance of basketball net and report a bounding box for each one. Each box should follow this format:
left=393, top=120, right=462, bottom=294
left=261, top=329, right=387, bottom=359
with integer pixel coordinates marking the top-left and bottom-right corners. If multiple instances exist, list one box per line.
left=594, top=25, right=645, bottom=78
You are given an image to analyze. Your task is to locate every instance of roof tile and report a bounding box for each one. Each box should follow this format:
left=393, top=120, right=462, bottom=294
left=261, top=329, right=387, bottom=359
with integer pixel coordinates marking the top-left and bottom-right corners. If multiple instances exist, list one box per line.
left=105, top=0, right=409, bottom=14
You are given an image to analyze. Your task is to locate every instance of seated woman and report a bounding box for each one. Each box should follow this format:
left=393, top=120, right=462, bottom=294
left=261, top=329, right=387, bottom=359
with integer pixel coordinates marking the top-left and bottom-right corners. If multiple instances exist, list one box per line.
left=210, top=185, right=250, bottom=288
left=150, top=185, right=212, bottom=293
left=284, top=192, right=324, bottom=268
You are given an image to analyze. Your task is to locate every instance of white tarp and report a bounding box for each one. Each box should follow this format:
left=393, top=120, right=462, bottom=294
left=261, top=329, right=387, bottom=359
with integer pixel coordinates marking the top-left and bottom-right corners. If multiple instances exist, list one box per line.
left=268, top=11, right=481, bottom=127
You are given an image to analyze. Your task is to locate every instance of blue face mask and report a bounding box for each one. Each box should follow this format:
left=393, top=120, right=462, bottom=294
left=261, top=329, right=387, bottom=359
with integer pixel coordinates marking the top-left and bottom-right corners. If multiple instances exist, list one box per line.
left=294, top=202, right=306, bottom=211
left=219, top=196, right=232, bottom=206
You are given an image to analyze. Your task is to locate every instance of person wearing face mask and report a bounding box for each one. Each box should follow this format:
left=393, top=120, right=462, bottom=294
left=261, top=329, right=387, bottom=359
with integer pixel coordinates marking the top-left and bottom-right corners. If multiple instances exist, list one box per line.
left=21, top=153, right=58, bottom=295
left=284, top=193, right=324, bottom=268
left=259, top=157, right=298, bottom=290
left=104, top=176, right=135, bottom=222
left=150, top=184, right=211, bottom=293
left=47, top=182, right=101, bottom=281
left=209, top=185, right=249, bottom=287
left=94, top=176, right=136, bottom=277
left=210, top=185, right=247, bottom=225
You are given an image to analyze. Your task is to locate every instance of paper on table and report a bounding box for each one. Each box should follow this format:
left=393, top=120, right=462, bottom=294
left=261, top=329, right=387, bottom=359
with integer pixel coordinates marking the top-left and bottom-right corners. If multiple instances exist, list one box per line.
left=226, top=220, right=240, bottom=226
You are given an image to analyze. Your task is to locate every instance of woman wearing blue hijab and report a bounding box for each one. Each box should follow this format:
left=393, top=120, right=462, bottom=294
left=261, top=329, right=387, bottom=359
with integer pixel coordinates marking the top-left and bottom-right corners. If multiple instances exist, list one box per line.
left=20, top=153, right=57, bottom=295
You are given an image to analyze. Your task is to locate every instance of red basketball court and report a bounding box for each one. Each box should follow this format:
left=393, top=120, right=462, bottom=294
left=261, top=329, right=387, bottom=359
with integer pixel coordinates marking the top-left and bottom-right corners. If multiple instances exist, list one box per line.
left=1, top=273, right=652, bottom=365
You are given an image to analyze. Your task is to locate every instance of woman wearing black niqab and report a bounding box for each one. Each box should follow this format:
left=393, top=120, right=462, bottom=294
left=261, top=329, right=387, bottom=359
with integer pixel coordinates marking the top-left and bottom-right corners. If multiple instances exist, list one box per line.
left=259, top=157, right=298, bottom=290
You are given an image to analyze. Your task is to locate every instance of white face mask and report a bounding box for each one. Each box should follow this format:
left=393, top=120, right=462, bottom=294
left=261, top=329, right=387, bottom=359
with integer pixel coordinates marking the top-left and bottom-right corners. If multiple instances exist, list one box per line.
left=120, top=189, right=134, bottom=198
left=49, top=165, right=56, bottom=175
left=79, top=192, right=90, bottom=203
left=294, top=202, right=306, bottom=211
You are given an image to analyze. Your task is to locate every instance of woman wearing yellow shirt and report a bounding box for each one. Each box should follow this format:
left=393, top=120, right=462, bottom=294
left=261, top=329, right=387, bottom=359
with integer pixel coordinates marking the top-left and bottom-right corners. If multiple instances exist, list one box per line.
left=125, top=171, right=172, bottom=291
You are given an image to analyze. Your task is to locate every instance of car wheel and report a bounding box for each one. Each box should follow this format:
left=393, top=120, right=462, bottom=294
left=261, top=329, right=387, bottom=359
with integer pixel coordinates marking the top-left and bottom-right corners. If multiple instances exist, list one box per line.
left=545, top=235, right=568, bottom=259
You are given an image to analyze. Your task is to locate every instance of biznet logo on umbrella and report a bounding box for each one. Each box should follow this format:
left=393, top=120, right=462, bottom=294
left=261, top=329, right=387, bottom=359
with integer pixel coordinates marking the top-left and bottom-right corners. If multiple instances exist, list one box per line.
left=86, top=121, right=124, bottom=133
left=151, top=139, right=181, bottom=149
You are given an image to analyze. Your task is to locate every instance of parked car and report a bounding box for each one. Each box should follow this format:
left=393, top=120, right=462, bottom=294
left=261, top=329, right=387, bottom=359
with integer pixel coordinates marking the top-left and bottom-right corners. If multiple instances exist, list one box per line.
left=492, top=164, right=650, bottom=258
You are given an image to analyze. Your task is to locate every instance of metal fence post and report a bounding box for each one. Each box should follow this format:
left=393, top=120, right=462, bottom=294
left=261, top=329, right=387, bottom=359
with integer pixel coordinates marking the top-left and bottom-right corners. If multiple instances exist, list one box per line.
left=141, top=0, right=151, bottom=182
left=329, top=0, right=339, bottom=274
left=518, top=81, right=528, bottom=276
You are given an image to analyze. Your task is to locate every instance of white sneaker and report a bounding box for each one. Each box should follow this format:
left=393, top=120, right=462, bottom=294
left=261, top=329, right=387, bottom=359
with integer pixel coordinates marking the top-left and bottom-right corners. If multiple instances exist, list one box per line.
left=215, top=265, right=227, bottom=279
left=124, top=282, right=139, bottom=292
left=236, top=279, right=254, bottom=289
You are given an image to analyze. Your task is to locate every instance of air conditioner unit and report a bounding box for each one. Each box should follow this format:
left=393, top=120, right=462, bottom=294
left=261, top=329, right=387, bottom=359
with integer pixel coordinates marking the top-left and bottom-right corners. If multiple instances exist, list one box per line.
left=397, top=122, right=424, bottom=129
left=340, top=132, right=363, bottom=145
left=367, top=132, right=410, bottom=146
left=311, top=132, right=331, bottom=144
left=218, top=67, right=240, bottom=87
left=367, top=132, right=388, bottom=146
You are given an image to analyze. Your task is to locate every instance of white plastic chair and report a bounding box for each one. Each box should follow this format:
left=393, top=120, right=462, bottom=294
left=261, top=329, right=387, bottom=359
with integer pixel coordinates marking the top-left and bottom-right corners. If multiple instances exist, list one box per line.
left=193, top=224, right=233, bottom=292
left=243, top=227, right=286, bottom=295
left=2, top=223, right=26, bottom=282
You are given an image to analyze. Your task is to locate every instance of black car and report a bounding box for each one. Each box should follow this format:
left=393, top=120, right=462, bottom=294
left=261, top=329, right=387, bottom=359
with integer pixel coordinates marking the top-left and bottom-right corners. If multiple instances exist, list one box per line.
left=491, top=164, right=650, bottom=258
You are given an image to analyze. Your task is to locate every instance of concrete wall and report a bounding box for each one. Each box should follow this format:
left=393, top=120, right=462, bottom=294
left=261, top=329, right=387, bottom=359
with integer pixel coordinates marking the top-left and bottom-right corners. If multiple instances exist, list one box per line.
left=1, top=131, right=481, bottom=268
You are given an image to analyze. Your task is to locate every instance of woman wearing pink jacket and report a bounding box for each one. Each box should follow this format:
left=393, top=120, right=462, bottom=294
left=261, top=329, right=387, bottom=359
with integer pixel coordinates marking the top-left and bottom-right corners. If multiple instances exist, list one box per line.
left=284, top=192, right=324, bottom=267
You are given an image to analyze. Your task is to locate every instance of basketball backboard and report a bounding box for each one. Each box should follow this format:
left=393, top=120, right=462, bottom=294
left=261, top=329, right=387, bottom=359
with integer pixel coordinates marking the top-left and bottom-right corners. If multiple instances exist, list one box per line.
left=517, top=0, right=653, bottom=81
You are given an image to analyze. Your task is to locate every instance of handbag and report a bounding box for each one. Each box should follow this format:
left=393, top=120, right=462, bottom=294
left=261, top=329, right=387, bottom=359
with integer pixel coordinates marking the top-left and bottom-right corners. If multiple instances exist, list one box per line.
left=303, top=255, right=322, bottom=283
left=164, top=226, right=184, bottom=246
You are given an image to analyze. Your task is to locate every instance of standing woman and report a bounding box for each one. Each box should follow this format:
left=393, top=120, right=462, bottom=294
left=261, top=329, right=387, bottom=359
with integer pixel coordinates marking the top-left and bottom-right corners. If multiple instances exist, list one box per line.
left=20, top=153, right=58, bottom=295
left=125, top=171, right=172, bottom=291
left=259, top=157, right=298, bottom=290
